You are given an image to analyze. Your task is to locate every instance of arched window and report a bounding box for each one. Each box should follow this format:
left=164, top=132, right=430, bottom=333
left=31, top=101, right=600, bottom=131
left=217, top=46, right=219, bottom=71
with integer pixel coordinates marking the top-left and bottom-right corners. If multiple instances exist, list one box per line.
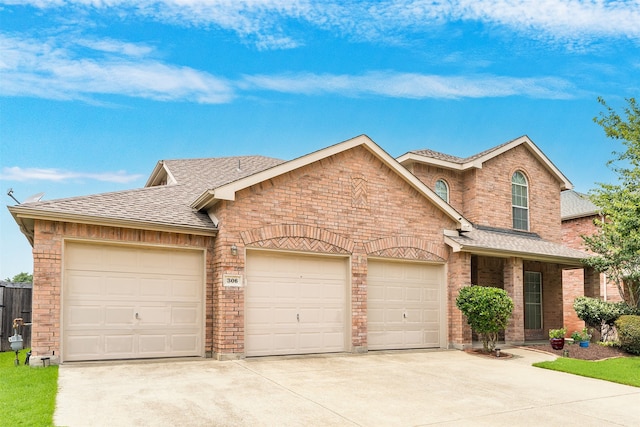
left=435, top=179, right=449, bottom=202
left=511, top=171, right=529, bottom=230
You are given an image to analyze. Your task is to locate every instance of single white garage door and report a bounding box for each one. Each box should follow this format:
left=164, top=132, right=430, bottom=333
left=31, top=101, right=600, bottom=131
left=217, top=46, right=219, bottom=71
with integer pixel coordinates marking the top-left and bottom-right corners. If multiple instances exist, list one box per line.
left=368, top=259, right=444, bottom=350
left=63, top=242, right=204, bottom=362
left=245, top=251, right=348, bottom=357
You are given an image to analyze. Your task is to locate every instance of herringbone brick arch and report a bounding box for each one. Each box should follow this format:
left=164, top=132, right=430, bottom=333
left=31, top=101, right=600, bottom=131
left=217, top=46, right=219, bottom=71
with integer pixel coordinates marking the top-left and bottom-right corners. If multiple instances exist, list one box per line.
left=240, top=224, right=354, bottom=254
left=365, top=236, right=448, bottom=262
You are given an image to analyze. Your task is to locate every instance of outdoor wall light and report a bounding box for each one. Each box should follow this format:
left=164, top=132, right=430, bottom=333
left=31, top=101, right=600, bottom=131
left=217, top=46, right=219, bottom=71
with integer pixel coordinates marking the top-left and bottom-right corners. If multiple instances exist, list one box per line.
left=231, top=244, right=238, bottom=256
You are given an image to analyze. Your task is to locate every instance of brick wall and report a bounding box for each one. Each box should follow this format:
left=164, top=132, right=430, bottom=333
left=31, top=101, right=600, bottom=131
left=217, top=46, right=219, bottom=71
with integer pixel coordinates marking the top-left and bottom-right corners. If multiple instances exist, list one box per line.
left=562, top=215, right=621, bottom=302
left=472, top=145, right=563, bottom=241
left=30, top=220, right=214, bottom=359
left=210, top=146, right=457, bottom=356
left=409, top=144, right=564, bottom=242
left=447, top=252, right=472, bottom=348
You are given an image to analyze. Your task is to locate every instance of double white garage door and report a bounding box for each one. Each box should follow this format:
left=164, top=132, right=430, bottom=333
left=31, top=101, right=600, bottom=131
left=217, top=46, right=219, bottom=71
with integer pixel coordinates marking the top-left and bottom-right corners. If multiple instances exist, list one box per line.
left=63, top=242, right=204, bottom=362
left=245, top=251, right=444, bottom=356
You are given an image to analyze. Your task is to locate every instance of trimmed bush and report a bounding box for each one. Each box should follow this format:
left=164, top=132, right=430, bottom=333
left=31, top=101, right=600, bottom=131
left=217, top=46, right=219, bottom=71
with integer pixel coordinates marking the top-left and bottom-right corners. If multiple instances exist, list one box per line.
left=573, top=296, right=634, bottom=341
left=456, top=285, right=514, bottom=353
left=615, top=315, right=640, bottom=355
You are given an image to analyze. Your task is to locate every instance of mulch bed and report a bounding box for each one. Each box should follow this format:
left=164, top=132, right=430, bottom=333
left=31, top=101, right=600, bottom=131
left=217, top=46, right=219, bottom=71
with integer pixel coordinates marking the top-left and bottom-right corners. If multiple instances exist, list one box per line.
left=523, top=343, right=629, bottom=361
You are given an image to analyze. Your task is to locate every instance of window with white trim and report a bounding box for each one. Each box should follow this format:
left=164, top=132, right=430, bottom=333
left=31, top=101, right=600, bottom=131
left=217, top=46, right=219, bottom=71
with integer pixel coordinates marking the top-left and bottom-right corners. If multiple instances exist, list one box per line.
left=435, top=179, right=449, bottom=202
left=511, top=171, right=529, bottom=230
left=524, top=271, right=542, bottom=330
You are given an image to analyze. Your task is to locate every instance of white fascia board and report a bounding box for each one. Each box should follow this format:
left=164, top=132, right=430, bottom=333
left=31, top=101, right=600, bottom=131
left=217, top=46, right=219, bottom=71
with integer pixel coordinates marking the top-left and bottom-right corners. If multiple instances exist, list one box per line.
left=444, top=236, right=585, bottom=266
left=472, top=136, right=573, bottom=190
left=8, top=206, right=217, bottom=237
left=191, top=134, right=472, bottom=231
left=191, top=135, right=373, bottom=211
left=396, top=153, right=467, bottom=171
left=145, top=160, right=166, bottom=187
left=144, top=161, right=177, bottom=187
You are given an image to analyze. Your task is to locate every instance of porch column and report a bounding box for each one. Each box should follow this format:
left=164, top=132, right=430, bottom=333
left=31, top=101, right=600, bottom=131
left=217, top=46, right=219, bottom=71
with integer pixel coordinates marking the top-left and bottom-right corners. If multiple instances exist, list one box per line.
left=504, top=257, right=525, bottom=344
left=448, top=252, right=473, bottom=349
left=584, top=267, right=600, bottom=298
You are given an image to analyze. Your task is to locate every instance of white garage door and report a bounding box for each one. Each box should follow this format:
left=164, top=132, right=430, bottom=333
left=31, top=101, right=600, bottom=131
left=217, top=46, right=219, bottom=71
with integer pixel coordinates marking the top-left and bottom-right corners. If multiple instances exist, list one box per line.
left=368, top=259, right=444, bottom=350
left=245, top=251, right=348, bottom=357
left=63, top=242, right=204, bottom=362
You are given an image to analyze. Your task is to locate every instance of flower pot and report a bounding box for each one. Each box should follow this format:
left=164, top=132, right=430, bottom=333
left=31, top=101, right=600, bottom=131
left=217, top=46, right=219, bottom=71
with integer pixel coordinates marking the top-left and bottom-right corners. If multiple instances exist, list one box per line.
left=579, top=340, right=589, bottom=348
left=550, top=338, right=565, bottom=350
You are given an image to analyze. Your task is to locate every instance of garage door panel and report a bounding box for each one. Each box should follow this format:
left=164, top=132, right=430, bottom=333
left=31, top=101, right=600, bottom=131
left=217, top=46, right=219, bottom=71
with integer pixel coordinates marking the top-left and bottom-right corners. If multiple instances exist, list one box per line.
left=104, top=275, right=138, bottom=297
left=137, top=335, right=167, bottom=353
left=172, top=334, right=199, bottom=352
left=172, top=279, right=201, bottom=298
left=66, top=272, right=103, bottom=297
left=67, top=305, right=103, bottom=327
left=245, top=251, right=348, bottom=357
left=64, top=243, right=203, bottom=361
left=105, top=306, right=135, bottom=326
left=172, top=306, right=198, bottom=325
left=368, top=260, right=443, bottom=350
left=66, top=335, right=101, bottom=356
left=139, top=278, right=170, bottom=296
left=105, top=335, right=135, bottom=354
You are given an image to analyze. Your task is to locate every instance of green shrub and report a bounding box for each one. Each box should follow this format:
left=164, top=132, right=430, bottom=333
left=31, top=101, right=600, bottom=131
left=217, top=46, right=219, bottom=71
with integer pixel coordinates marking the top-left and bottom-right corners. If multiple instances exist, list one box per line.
left=615, top=315, right=640, bottom=355
left=456, top=285, right=514, bottom=353
left=573, top=296, right=634, bottom=341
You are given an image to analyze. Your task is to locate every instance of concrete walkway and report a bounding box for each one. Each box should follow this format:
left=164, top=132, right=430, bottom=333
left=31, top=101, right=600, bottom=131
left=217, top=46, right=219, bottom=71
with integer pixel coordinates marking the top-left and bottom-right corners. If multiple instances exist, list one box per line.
left=54, top=348, right=640, bottom=426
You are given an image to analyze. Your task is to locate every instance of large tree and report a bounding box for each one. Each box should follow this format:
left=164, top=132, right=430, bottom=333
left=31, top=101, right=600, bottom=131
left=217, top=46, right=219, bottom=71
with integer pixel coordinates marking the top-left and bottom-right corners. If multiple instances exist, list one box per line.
left=583, top=97, right=640, bottom=309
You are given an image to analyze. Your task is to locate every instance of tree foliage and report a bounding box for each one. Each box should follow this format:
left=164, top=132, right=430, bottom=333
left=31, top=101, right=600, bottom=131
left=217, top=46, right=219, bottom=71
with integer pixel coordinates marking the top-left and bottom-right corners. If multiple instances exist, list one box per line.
left=3, top=272, right=33, bottom=283
left=583, top=97, right=640, bottom=309
left=455, top=285, right=514, bottom=353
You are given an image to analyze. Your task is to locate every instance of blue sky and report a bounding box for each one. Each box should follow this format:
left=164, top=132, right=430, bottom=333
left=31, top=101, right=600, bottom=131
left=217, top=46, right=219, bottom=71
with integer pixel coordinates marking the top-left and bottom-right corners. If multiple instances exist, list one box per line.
left=1, top=1, right=639, bottom=279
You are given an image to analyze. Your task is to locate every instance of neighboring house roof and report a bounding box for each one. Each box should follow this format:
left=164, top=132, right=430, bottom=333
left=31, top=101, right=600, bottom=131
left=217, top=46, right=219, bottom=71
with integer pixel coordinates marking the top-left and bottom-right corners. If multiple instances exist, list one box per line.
left=8, top=155, right=284, bottom=245
left=561, top=190, right=599, bottom=220
left=445, top=225, right=589, bottom=266
left=190, top=134, right=473, bottom=232
left=397, top=135, right=573, bottom=191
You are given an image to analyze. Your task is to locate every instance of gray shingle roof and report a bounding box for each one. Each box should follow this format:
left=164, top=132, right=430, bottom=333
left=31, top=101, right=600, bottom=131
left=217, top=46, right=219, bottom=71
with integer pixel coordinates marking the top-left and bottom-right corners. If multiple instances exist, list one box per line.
left=13, top=155, right=284, bottom=231
left=446, top=226, right=589, bottom=264
left=410, top=139, right=514, bottom=164
left=561, top=190, right=599, bottom=220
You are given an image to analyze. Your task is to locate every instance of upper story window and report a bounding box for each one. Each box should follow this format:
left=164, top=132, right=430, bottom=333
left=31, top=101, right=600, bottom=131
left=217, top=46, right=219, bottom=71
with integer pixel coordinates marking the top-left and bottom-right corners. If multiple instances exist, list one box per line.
left=435, top=179, right=449, bottom=202
left=511, top=171, right=529, bottom=230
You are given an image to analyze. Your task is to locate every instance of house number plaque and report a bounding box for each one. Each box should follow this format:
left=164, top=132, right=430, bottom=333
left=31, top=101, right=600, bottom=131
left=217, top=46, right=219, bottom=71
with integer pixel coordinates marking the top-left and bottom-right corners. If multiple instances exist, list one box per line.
left=223, top=274, right=243, bottom=287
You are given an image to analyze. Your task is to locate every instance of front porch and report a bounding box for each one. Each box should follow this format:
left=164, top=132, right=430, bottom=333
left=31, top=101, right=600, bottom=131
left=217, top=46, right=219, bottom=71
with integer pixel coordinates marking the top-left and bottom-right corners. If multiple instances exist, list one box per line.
left=449, top=252, right=600, bottom=348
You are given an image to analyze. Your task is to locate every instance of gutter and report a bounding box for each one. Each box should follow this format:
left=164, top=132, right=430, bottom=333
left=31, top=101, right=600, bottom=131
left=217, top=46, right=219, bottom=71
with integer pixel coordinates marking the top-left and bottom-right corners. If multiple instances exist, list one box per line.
left=8, top=205, right=217, bottom=247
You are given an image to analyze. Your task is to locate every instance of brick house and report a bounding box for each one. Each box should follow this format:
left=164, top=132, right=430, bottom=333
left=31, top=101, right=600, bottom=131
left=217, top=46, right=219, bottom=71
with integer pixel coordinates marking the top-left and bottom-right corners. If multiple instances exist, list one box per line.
left=561, top=190, right=622, bottom=334
left=8, top=134, right=596, bottom=364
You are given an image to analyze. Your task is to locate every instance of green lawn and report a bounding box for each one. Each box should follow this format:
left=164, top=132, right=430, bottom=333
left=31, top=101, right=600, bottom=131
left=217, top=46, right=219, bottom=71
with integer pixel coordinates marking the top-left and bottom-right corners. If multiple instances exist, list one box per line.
left=0, top=350, right=58, bottom=426
left=534, top=356, right=640, bottom=387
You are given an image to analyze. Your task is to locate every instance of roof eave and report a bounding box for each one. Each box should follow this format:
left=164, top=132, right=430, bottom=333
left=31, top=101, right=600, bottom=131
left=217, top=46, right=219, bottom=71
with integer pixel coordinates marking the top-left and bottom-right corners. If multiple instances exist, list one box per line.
left=444, top=236, right=587, bottom=267
left=8, top=206, right=218, bottom=243
left=193, top=135, right=472, bottom=231
left=396, top=152, right=468, bottom=171
left=561, top=211, right=599, bottom=221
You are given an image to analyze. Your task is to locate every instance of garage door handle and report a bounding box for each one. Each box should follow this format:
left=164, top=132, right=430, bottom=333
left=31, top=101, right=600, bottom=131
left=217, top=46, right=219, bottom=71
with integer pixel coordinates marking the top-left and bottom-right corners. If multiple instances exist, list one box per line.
left=403, top=313, right=407, bottom=319
left=135, top=312, right=140, bottom=320
left=297, top=314, right=300, bottom=322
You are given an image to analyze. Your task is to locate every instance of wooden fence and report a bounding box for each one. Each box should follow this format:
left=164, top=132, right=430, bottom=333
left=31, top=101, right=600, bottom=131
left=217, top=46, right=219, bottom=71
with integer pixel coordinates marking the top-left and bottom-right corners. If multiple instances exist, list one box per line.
left=0, top=281, right=32, bottom=352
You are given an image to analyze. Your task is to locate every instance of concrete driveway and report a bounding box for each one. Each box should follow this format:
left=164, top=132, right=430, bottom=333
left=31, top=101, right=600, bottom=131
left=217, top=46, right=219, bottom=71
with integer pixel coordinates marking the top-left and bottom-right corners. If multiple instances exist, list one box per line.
left=54, top=348, right=640, bottom=426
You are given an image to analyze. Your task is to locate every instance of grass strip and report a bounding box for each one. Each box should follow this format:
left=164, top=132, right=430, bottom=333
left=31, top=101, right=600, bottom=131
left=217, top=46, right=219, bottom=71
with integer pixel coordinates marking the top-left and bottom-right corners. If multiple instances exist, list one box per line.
left=0, top=350, right=58, bottom=426
left=534, top=356, right=640, bottom=387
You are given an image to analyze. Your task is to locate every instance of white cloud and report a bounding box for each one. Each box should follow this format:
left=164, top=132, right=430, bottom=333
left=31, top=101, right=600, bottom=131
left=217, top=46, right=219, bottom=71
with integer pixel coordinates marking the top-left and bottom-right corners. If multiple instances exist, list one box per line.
left=4, top=0, right=639, bottom=48
left=0, top=34, right=234, bottom=103
left=0, top=166, right=144, bottom=183
left=1, top=31, right=575, bottom=102
left=241, top=71, right=575, bottom=99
